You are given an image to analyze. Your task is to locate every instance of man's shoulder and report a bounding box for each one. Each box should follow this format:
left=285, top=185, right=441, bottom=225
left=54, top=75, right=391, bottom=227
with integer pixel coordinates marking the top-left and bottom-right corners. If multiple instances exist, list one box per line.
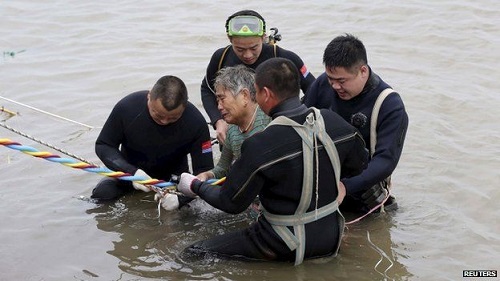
left=274, top=45, right=303, bottom=61
left=316, top=72, right=329, bottom=81
left=208, top=45, right=232, bottom=61
left=121, top=90, right=147, bottom=100
left=115, top=90, right=147, bottom=108
left=185, top=102, right=204, bottom=115
left=370, top=73, right=403, bottom=101
left=371, top=81, right=406, bottom=111
left=309, top=72, right=330, bottom=87
left=184, top=102, right=209, bottom=122
left=316, top=107, right=343, bottom=121
left=316, top=108, right=359, bottom=135
left=218, top=44, right=231, bottom=53
left=303, top=73, right=334, bottom=108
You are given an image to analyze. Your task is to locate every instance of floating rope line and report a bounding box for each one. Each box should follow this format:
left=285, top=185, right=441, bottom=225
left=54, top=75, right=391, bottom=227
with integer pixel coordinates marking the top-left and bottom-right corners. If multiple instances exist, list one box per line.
left=367, top=230, right=394, bottom=279
left=0, top=96, right=98, bottom=129
left=0, top=138, right=177, bottom=194
left=0, top=122, right=97, bottom=165
left=345, top=192, right=390, bottom=225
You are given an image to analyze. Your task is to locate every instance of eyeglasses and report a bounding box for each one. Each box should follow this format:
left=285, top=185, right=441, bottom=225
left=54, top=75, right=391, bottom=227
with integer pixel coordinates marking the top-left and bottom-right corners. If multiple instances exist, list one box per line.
left=227, top=16, right=264, bottom=37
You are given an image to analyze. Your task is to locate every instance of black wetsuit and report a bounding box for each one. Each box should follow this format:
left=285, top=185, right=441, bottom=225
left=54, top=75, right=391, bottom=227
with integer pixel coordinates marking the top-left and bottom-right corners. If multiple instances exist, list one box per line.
left=92, top=91, right=214, bottom=201
left=183, top=98, right=368, bottom=262
left=201, top=44, right=316, bottom=126
left=303, top=69, right=408, bottom=211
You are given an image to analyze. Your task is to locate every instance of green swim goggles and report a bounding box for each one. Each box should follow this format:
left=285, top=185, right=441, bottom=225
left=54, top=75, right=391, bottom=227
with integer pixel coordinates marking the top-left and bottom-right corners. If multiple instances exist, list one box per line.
left=227, top=15, right=265, bottom=37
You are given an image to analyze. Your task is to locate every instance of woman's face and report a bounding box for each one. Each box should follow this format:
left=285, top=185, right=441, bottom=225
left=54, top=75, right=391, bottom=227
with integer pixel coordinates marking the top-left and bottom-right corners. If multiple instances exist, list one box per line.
left=216, top=87, right=248, bottom=125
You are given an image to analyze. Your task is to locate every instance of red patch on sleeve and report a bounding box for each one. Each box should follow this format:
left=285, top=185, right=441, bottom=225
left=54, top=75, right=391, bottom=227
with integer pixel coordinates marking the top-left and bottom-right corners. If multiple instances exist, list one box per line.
left=300, top=65, right=310, bottom=77
left=202, top=140, right=212, bottom=153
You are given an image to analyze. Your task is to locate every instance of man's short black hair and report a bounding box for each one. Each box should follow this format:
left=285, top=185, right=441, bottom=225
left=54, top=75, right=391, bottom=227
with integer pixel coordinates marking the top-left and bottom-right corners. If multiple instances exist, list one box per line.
left=255, top=58, right=300, bottom=101
left=323, top=33, right=367, bottom=73
left=150, top=75, right=188, bottom=110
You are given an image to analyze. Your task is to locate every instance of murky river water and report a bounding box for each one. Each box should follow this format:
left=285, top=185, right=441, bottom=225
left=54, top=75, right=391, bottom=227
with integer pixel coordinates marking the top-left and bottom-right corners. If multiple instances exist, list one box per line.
left=1, top=1, right=499, bottom=280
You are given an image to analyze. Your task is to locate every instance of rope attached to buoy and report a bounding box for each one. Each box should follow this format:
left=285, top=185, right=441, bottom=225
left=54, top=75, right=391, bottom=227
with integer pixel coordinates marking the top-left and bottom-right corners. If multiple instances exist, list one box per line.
left=0, top=122, right=97, bottom=165
left=0, top=138, right=177, bottom=194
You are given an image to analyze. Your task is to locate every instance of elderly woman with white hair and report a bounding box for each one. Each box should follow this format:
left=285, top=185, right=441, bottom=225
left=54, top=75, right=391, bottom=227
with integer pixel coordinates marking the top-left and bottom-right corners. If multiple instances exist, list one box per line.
left=197, top=64, right=271, bottom=182
left=156, top=65, right=270, bottom=211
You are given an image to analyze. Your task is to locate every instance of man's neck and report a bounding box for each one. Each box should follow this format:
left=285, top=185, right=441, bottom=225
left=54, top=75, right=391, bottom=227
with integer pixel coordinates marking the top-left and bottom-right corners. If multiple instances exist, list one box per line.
left=270, top=97, right=308, bottom=119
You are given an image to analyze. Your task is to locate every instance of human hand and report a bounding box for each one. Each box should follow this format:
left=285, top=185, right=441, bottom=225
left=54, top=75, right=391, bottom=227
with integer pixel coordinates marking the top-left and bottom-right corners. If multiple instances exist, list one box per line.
left=337, top=181, right=346, bottom=204
left=215, top=119, right=228, bottom=145
left=154, top=193, right=180, bottom=211
left=196, top=171, right=215, bottom=182
left=132, top=169, right=152, bottom=192
left=361, top=182, right=389, bottom=210
left=177, top=172, right=198, bottom=198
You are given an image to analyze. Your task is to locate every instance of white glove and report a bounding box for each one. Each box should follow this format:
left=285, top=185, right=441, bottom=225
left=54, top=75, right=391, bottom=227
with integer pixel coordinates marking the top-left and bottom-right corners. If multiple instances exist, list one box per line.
left=154, top=193, right=180, bottom=211
left=177, top=172, right=198, bottom=198
left=132, top=169, right=152, bottom=192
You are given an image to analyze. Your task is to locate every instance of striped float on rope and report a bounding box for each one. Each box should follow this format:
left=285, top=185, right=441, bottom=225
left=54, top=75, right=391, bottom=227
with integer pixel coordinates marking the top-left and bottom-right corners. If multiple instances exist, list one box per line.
left=0, top=138, right=176, bottom=191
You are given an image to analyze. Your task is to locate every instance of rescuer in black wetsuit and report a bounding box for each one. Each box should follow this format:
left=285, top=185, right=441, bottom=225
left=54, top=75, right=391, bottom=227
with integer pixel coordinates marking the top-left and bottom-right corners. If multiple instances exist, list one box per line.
left=91, top=75, right=214, bottom=208
left=177, top=58, right=368, bottom=265
left=303, top=34, right=409, bottom=213
left=201, top=9, right=316, bottom=146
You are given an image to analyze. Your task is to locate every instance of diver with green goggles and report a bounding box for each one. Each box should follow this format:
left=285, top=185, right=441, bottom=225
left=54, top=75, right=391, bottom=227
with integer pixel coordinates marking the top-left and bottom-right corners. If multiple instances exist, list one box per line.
left=225, top=12, right=281, bottom=43
left=226, top=15, right=265, bottom=37
left=201, top=10, right=315, bottom=147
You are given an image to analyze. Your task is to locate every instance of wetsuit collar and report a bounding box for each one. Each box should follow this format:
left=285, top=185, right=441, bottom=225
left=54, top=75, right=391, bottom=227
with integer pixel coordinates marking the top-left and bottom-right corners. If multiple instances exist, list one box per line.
left=357, top=66, right=380, bottom=98
left=269, top=97, right=309, bottom=119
